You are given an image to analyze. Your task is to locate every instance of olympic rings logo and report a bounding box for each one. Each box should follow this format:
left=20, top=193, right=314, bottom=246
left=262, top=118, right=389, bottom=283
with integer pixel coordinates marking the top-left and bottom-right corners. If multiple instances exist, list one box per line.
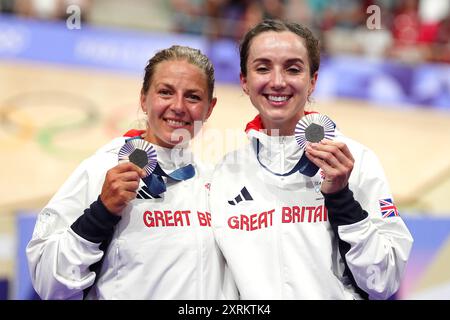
left=0, top=91, right=100, bottom=158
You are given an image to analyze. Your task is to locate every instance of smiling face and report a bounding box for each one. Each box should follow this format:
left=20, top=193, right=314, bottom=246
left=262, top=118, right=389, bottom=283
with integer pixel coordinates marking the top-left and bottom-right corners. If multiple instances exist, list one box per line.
left=141, top=59, right=216, bottom=148
left=241, top=31, right=318, bottom=135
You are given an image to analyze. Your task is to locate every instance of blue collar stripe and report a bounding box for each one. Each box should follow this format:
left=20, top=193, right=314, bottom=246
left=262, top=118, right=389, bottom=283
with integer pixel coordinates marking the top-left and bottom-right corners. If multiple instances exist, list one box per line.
left=256, top=139, right=319, bottom=177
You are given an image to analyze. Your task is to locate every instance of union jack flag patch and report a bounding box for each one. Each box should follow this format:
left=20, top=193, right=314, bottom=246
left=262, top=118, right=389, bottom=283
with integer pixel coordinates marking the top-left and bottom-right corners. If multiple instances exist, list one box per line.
left=379, top=198, right=399, bottom=218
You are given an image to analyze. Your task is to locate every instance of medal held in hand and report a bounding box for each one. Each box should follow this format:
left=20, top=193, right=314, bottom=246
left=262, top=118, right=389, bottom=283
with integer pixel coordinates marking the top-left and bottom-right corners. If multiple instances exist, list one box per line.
left=118, top=139, right=157, bottom=177
left=295, top=113, right=336, bottom=149
left=254, top=113, right=336, bottom=178
left=294, top=113, right=336, bottom=177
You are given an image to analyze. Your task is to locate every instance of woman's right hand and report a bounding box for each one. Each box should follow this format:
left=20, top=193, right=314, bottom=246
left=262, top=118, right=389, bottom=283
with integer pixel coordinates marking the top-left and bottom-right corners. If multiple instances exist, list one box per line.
left=100, top=162, right=147, bottom=215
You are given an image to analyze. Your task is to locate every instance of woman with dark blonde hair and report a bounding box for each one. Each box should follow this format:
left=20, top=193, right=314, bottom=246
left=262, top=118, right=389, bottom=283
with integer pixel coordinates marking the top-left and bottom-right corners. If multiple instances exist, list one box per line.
left=27, top=45, right=236, bottom=299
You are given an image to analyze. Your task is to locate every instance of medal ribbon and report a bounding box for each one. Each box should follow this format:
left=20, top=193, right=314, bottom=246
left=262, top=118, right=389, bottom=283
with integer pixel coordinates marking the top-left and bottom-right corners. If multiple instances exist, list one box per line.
left=142, top=163, right=195, bottom=197
left=124, top=136, right=195, bottom=196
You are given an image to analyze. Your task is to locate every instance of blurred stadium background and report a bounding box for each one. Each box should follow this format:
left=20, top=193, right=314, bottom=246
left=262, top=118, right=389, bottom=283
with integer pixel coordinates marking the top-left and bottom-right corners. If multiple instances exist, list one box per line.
left=0, top=0, right=449, bottom=300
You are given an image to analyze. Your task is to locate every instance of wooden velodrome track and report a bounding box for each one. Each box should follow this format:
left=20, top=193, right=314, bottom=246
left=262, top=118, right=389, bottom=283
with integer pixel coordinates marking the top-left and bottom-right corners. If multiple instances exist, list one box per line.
left=1, top=60, right=450, bottom=280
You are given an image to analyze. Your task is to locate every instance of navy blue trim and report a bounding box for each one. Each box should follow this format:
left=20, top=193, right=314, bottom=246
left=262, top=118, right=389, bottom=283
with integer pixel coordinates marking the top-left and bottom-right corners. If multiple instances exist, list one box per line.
left=255, top=139, right=319, bottom=177
left=82, top=234, right=114, bottom=299
left=241, top=187, right=253, bottom=201
left=70, top=196, right=121, bottom=243
left=70, top=196, right=121, bottom=299
left=323, top=185, right=368, bottom=227
left=323, top=185, right=369, bottom=299
left=337, top=240, right=369, bottom=300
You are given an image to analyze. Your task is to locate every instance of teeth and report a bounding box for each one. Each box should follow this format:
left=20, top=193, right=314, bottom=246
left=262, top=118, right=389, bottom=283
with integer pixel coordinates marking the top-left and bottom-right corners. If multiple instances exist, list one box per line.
left=166, top=119, right=187, bottom=126
left=268, top=95, right=289, bottom=102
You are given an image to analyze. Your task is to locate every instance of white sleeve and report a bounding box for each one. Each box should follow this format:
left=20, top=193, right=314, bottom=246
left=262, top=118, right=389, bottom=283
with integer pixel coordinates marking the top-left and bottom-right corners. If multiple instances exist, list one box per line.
left=337, top=147, right=413, bottom=300
left=26, top=159, right=106, bottom=300
left=207, top=166, right=240, bottom=300
left=221, top=261, right=240, bottom=300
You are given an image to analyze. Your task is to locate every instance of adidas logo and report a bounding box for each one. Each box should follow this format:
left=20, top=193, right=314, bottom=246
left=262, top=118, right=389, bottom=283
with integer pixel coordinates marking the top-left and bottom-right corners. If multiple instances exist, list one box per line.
left=228, top=187, right=253, bottom=205
left=136, top=185, right=162, bottom=199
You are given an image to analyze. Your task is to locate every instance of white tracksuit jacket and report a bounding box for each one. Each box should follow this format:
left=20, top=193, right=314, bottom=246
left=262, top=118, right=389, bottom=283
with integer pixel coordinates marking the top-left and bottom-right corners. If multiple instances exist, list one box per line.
left=209, top=115, right=413, bottom=300
left=27, top=133, right=235, bottom=300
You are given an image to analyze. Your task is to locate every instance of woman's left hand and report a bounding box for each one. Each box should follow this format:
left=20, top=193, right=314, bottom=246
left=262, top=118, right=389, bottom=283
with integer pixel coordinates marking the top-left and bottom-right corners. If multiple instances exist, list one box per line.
left=305, top=139, right=354, bottom=194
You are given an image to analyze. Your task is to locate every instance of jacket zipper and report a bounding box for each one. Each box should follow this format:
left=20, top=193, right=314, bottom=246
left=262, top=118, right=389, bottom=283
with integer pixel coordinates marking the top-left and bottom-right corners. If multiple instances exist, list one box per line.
left=277, top=135, right=286, bottom=298
left=280, top=136, right=285, bottom=177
